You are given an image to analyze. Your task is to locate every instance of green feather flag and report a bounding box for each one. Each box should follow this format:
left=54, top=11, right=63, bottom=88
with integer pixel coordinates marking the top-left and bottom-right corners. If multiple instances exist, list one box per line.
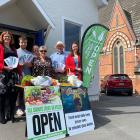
left=81, top=24, right=109, bottom=88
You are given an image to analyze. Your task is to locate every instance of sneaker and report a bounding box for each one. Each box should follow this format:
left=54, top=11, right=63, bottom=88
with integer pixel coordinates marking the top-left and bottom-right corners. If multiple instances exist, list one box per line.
left=16, top=109, right=24, bottom=117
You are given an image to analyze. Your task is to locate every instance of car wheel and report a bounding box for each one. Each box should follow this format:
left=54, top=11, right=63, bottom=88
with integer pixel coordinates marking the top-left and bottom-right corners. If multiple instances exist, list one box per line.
left=105, top=88, right=110, bottom=96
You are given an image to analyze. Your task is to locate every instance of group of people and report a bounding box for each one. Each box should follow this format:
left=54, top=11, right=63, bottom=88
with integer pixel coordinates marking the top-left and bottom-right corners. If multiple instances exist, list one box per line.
left=0, top=31, right=82, bottom=124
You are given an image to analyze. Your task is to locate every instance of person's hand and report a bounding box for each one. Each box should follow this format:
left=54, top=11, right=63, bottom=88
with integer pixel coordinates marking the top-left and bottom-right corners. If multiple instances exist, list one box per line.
left=24, top=62, right=32, bottom=67
left=55, top=68, right=65, bottom=73
left=4, top=66, right=13, bottom=71
left=19, top=75, right=23, bottom=81
left=55, top=69, right=58, bottom=73
left=61, top=69, right=65, bottom=73
left=76, top=68, right=82, bottom=72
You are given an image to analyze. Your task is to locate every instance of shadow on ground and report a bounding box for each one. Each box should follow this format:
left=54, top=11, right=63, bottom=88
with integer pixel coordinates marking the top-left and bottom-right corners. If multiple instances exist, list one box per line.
left=90, top=94, right=140, bottom=129
left=93, top=113, right=111, bottom=129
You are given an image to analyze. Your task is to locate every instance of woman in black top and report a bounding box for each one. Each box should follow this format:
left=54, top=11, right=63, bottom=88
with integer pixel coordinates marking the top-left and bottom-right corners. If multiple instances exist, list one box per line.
left=32, top=45, right=55, bottom=78
left=0, top=31, right=21, bottom=124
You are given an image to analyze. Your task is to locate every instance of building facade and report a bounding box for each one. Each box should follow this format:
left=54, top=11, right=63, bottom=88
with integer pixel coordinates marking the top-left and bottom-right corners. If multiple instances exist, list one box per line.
left=0, top=0, right=108, bottom=100
left=99, top=0, right=140, bottom=93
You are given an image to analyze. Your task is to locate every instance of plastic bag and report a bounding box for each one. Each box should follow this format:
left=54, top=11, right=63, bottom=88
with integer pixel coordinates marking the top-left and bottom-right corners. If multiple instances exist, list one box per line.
left=67, top=75, right=83, bottom=87
left=31, top=76, right=52, bottom=87
left=67, top=68, right=75, bottom=76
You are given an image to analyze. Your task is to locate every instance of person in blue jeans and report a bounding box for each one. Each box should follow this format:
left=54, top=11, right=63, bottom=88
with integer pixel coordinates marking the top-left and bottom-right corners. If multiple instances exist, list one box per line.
left=16, top=36, right=33, bottom=116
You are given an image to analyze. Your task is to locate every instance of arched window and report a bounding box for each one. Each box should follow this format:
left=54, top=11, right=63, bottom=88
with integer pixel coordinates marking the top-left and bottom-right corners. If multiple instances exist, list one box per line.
left=113, top=46, right=118, bottom=73
left=113, top=40, right=125, bottom=74
left=120, top=46, right=124, bottom=73
left=116, top=14, right=119, bottom=29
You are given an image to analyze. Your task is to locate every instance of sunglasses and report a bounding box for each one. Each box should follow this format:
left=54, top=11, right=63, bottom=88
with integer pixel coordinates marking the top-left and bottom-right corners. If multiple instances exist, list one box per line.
left=40, top=50, right=47, bottom=52
left=4, top=36, right=11, bottom=39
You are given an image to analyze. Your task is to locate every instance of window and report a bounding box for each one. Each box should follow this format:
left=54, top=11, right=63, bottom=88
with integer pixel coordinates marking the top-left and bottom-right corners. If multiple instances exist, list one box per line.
left=116, top=14, right=119, bottom=28
left=120, top=46, right=124, bottom=73
left=113, top=39, right=125, bottom=74
left=64, top=20, right=81, bottom=51
left=113, top=46, right=118, bottom=73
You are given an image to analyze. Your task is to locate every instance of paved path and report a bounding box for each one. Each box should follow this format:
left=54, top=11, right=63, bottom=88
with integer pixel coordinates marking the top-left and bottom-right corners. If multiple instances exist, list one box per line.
left=1, top=94, right=140, bottom=140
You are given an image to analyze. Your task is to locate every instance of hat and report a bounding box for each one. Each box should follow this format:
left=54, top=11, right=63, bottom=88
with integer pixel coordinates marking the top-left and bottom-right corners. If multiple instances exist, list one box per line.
left=55, top=41, right=65, bottom=48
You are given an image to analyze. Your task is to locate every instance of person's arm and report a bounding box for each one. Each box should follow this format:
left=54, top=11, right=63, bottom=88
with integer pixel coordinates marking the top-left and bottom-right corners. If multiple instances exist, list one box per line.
left=0, top=46, right=12, bottom=71
left=0, top=44, right=4, bottom=72
left=50, top=53, right=57, bottom=69
left=48, top=57, right=56, bottom=78
left=65, top=55, right=76, bottom=72
left=77, top=55, right=82, bottom=72
left=17, top=64, right=22, bottom=77
left=24, top=62, right=32, bottom=67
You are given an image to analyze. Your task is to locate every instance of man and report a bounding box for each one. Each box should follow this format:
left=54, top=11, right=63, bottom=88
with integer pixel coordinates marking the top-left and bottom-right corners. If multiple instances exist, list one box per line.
left=16, top=36, right=33, bottom=116
left=50, top=41, right=67, bottom=79
left=17, top=36, right=33, bottom=76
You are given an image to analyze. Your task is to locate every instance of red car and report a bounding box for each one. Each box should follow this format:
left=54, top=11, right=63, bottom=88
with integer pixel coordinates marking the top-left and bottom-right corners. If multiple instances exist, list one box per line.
left=101, top=74, right=133, bottom=96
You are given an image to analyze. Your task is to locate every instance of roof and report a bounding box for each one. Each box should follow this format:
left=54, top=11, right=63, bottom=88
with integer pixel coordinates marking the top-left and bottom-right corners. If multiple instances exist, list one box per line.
left=0, top=0, right=55, bottom=30
left=99, top=0, right=140, bottom=39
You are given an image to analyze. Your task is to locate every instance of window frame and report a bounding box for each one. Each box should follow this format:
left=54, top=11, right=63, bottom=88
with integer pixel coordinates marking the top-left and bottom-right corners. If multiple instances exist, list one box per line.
left=113, top=46, right=119, bottom=74
left=112, top=39, right=125, bottom=74
left=62, top=17, right=82, bottom=52
left=119, top=45, right=125, bottom=73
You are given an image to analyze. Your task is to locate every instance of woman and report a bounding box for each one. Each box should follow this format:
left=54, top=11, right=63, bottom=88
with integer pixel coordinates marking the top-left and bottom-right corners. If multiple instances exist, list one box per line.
left=0, top=31, right=21, bottom=124
left=32, top=45, right=39, bottom=58
left=32, top=45, right=55, bottom=78
left=65, top=42, right=82, bottom=80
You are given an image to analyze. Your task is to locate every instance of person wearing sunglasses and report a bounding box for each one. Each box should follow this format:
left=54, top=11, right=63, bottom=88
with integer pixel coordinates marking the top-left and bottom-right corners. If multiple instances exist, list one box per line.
left=32, top=45, right=55, bottom=78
